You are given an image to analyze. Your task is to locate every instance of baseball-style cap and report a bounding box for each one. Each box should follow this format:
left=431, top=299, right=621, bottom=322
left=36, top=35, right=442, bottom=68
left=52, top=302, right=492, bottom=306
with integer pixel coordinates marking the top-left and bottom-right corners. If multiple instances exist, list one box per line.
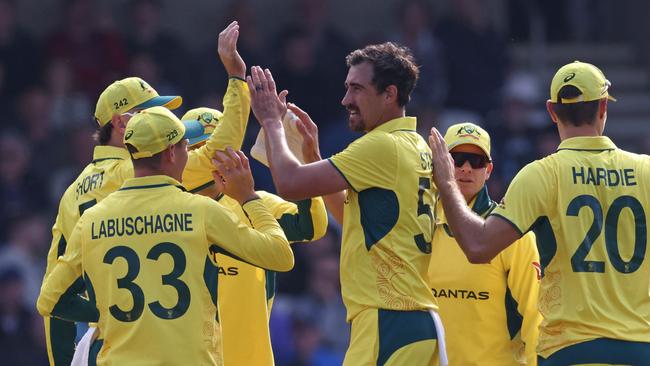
left=180, top=107, right=223, bottom=148
left=550, top=61, right=617, bottom=104
left=124, top=106, right=204, bottom=159
left=94, top=77, right=183, bottom=126
left=444, top=122, right=491, bottom=159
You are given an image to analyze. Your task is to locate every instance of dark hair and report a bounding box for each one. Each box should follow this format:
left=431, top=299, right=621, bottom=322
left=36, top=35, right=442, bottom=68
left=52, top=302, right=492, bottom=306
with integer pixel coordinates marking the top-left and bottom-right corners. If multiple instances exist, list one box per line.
left=125, top=143, right=163, bottom=169
left=345, top=42, right=419, bottom=107
left=93, top=122, right=113, bottom=145
left=551, top=85, right=600, bottom=126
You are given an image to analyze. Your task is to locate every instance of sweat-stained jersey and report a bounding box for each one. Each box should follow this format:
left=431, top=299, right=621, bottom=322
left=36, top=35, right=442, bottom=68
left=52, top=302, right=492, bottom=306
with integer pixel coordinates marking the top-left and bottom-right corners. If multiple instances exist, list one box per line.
left=429, top=186, right=541, bottom=365
left=216, top=192, right=327, bottom=366
left=491, top=136, right=650, bottom=358
left=328, top=117, right=437, bottom=321
left=41, top=78, right=249, bottom=365
left=37, top=175, right=293, bottom=366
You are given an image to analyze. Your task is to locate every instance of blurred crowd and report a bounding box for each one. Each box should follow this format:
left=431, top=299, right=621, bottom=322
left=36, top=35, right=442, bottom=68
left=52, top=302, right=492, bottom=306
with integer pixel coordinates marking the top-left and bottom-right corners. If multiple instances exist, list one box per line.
left=0, top=0, right=639, bottom=365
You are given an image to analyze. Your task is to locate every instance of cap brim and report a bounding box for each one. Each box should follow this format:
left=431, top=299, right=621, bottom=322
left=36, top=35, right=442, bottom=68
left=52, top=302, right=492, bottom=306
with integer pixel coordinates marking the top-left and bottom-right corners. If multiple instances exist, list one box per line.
left=182, top=120, right=209, bottom=146
left=137, top=95, right=183, bottom=110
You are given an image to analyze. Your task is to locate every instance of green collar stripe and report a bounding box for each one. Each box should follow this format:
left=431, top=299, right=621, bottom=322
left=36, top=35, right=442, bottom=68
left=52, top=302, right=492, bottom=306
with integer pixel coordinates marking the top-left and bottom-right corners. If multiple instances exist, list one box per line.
left=119, top=183, right=179, bottom=191
left=189, top=181, right=215, bottom=193
left=92, top=157, right=124, bottom=164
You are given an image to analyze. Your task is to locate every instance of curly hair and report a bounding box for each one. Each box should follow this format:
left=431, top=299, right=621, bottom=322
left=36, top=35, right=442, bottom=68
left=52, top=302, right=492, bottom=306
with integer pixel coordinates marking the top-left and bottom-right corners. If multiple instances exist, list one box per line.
left=345, top=42, right=419, bottom=107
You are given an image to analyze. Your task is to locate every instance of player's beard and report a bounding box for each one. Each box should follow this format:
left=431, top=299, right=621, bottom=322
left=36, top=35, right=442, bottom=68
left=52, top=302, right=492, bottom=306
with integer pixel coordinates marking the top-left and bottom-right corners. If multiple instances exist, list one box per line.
left=347, top=105, right=365, bottom=132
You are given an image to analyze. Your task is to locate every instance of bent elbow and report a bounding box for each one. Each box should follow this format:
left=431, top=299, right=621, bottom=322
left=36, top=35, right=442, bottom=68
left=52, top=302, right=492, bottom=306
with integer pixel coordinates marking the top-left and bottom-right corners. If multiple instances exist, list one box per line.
left=464, top=245, right=494, bottom=264
left=276, top=184, right=303, bottom=201
left=278, top=255, right=295, bottom=272
left=36, top=297, right=50, bottom=317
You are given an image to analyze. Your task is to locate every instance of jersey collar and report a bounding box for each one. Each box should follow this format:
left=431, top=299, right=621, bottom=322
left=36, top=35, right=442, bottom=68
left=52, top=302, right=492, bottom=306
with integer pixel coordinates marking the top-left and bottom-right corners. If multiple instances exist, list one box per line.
left=120, top=175, right=185, bottom=191
left=92, top=145, right=131, bottom=163
left=435, top=185, right=495, bottom=227
left=372, top=116, right=417, bottom=133
left=556, top=136, right=617, bottom=152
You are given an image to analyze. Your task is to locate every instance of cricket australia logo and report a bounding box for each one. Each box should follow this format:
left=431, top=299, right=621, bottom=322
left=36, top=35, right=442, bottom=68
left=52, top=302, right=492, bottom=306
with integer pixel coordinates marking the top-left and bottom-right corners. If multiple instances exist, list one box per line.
left=456, top=125, right=481, bottom=140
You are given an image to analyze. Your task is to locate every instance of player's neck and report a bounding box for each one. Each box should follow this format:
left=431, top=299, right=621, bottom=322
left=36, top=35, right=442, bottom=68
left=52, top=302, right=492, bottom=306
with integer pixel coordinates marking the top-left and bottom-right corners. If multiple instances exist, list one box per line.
left=368, top=107, right=405, bottom=131
left=557, top=123, right=603, bottom=141
left=133, top=167, right=168, bottom=179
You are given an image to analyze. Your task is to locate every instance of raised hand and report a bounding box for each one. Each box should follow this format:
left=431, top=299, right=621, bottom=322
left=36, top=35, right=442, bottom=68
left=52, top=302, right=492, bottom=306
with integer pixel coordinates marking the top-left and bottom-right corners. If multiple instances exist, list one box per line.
left=428, top=127, right=455, bottom=188
left=289, top=103, right=321, bottom=163
left=247, top=66, right=288, bottom=127
left=218, top=21, right=245, bottom=80
left=212, top=147, right=259, bottom=204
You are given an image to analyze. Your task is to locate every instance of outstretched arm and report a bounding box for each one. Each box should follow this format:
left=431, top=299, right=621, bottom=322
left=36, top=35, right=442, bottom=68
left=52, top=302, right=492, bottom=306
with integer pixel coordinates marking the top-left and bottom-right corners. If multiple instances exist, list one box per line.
left=246, top=66, right=348, bottom=200
left=183, top=21, right=250, bottom=191
left=290, top=103, right=346, bottom=223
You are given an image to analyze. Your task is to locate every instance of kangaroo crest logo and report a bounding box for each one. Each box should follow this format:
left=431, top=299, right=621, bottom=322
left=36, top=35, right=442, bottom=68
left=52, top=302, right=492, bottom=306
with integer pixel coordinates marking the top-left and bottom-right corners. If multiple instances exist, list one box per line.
left=139, top=80, right=153, bottom=93
left=199, top=112, right=215, bottom=124
left=456, top=125, right=481, bottom=140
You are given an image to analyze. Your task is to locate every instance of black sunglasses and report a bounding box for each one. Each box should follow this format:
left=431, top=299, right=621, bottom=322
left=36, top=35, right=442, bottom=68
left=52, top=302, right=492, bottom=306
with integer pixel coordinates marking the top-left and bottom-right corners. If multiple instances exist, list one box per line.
left=450, top=152, right=490, bottom=169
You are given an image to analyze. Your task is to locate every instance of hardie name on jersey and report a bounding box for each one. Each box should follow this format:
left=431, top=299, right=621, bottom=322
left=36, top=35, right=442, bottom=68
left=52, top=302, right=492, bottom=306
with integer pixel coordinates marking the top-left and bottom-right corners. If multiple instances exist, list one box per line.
left=572, top=166, right=636, bottom=187
left=91, top=213, right=193, bottom=239
left=432, top=288, right=489, bottom=300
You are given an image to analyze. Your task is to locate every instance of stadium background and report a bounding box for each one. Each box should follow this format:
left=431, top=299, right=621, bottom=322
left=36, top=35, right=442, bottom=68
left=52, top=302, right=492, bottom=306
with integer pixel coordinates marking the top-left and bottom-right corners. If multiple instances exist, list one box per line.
left=0, top=0, right=649, bottom=364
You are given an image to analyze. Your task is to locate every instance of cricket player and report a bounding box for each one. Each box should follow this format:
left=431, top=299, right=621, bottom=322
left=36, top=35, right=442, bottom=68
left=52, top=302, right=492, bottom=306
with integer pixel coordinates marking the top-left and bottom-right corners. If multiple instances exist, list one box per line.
left=428, top=61, right=650, bottom=365
left=41, top=21, right=247, bottom=365
left=244, top=42, right=446, bottom=365
left=182, top=107, right=328, bottom=365
left=428, top=122, right=541, bottom=365
left=37, top=106, right=294, bottom=365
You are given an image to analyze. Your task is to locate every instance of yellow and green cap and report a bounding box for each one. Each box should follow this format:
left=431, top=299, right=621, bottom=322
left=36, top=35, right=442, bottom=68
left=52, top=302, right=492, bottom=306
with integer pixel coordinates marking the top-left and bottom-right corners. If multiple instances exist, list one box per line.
left=550, top=61, right=616, bottom=104
left=180, top=107, right=223, bottom=148
left=94, top=77, right=183, bottom=126
left=124, top=106, right=204, bottom=159
left=444, top=122, right=491, bottom=159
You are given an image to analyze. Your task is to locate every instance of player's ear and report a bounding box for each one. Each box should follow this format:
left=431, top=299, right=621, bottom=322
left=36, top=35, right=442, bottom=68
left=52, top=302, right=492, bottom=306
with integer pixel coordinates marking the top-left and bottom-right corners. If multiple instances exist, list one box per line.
left=546, top=100, right=559, bottom=125
left=384, top=85, right=398, bottom=104
left=485, top=161, right=493, bottom=180
left=111, top=114, right=128, bottom=134
left=598, top=98, right=608, bottom=120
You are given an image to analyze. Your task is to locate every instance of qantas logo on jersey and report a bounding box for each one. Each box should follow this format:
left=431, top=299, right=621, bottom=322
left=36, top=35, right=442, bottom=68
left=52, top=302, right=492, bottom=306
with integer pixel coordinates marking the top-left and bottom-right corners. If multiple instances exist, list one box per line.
left=432, top=288, right=489, bottom=300
left=217, top=266, right=239, bottom=276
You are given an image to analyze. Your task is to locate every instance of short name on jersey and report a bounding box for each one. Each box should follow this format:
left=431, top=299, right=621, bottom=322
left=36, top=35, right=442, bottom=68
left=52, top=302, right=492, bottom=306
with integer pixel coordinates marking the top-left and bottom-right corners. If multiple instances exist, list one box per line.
left=432, top=288, right=489, bottom=300
left=91, top=213, right=193, bottom=239
left=572, top=166, right=637, bottom=187
left=76, top=171, right=105, bottom=199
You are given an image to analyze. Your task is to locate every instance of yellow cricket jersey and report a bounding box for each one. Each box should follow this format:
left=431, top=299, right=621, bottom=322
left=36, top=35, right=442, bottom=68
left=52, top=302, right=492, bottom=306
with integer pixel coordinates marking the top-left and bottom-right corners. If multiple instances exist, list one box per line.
left=491, top=136, right=650, bottom=358
left=183, top=78, right=250, bottom=192
left=44, top=77, right=249, bottom=281
left=37, top=175, right=293, bottom=366
left=329, top=117, right=437, bottom=321
left=429, top=186, right=541, bottom=366
left=216, top=192, right=327, bottom=366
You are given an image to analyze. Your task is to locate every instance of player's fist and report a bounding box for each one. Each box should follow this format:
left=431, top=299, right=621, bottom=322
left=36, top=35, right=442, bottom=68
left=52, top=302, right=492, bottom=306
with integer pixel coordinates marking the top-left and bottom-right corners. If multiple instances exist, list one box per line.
left=218, top=21, right=246, bottom=80
left=212, top=148, right=259, bottom=204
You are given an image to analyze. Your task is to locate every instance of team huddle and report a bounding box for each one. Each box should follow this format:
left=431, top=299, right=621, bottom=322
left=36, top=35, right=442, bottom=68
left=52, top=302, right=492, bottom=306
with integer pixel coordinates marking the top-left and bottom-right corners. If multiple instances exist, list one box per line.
left=36, top=20, right=650, bottom=366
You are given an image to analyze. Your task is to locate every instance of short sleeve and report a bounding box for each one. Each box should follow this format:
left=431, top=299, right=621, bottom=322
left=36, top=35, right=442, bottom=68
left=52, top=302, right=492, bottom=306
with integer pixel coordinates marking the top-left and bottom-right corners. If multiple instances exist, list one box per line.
left=329, top=132, right=396, bottom=192
left=491, top=161, right=553, bottom=234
